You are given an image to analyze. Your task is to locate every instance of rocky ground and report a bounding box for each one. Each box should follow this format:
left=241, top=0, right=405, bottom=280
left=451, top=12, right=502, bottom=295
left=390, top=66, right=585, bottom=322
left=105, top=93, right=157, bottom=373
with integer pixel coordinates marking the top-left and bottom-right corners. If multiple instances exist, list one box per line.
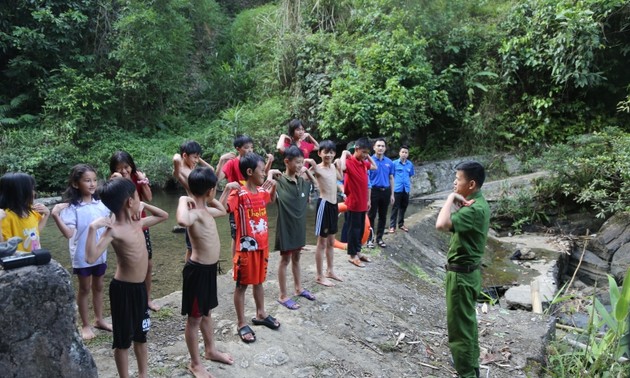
left=85, top=235, right=553, bottom=378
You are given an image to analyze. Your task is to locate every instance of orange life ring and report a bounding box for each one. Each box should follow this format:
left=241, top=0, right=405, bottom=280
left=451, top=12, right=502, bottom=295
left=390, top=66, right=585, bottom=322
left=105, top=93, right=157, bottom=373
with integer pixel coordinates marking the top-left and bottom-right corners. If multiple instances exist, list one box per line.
left=333, top=202, right=371, bottom=250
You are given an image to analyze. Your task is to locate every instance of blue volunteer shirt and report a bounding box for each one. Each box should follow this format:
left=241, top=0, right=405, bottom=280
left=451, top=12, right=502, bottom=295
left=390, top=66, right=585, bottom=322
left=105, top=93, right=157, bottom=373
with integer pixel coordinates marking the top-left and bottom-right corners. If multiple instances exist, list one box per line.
left=393, top=159, right=415, bottom=193
left=368, top=154, right=394, bottom=188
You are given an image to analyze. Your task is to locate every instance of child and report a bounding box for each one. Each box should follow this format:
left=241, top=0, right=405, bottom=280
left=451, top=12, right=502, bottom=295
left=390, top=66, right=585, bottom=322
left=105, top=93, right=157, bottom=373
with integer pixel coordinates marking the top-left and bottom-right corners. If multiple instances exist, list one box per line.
left=218, top=135, right=274, bottom=257
left=339, top=138, right=376, bottom=268
left=276, top=119, right=320, bottom=162
left=389, top=145, right=415, bottom=233
left=269, top=146, right=316, bottom=310
left=220, top=153, right=279, bottom=343
left=305, top=141, right=344, bottom=286
left=173, top=140, right=217, bottom=262
left=176, top=167, right=234, bottom=376
left=50, top=164, right=112, bottom=340
left=109, top=151, right=160, bottom=311
left=86, top=178, right=168, bottom=378
left=0, top=172, right=50, bottom=251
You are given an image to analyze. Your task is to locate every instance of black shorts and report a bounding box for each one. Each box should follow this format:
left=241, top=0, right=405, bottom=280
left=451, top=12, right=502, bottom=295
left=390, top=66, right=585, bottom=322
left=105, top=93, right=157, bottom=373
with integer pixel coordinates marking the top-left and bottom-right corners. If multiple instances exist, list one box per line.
left=109, top=279, right=150, bottom=349
left=181, top=260, right=218, bottom=318
left=315, top=199, right=338, bottom=237
left=229, top=212, right=236, bottom=240
left=143, top=228, right=152, bottom=259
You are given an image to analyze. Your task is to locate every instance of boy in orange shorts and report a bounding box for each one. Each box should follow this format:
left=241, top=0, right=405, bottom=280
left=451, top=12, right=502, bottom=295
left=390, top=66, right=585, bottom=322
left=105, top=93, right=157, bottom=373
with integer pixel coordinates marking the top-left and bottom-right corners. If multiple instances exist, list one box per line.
left=221, top=152, right=279, bottom=343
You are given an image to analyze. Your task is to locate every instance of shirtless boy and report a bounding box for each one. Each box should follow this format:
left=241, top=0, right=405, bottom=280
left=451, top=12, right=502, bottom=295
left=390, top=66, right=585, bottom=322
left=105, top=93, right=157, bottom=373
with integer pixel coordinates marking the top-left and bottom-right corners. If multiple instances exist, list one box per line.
left=86, top=178, right=169, bottom=378
left=304, top=140, right=344, bottom=286
left=173, top=140, right=229, bottom=261
left=176, top=167, right=234, bottom=377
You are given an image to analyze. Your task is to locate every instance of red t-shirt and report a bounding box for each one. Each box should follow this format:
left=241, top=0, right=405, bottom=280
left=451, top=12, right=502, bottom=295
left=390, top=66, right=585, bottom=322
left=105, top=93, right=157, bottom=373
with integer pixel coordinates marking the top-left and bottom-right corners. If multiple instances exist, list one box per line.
left=343, top=156, right=370, bottom=212
left=284, top=140, right=315, bottom=167
left=227, top=186, right=271, bottom=252
left=222, top=158, right=245, bottom=184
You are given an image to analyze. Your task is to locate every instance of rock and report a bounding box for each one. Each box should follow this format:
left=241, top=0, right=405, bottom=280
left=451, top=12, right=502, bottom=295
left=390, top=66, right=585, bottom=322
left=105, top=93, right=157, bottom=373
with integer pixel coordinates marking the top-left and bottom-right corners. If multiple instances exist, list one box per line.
left=0, top=259, right=97, bottom=377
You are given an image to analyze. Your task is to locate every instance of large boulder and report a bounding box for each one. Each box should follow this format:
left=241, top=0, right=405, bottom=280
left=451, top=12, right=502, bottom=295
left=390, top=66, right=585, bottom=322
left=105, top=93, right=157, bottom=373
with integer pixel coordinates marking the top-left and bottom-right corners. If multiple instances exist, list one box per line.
left=0, top=259, right=97, bottom=377
left=569, top=212, right=630, bottom=283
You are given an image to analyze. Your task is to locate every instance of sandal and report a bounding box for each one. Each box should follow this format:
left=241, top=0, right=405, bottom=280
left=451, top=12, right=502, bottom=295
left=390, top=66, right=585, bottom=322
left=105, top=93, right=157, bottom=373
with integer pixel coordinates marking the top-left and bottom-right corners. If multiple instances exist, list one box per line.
left=358, top=254, right=371, bottom=263
left=377, top=240, right=387, bottom=248
left=238, top=325, right=256, bottom=343
left=400, top=225, right=409, bottom=232
left=278, top=298, right=300, bottom=310
left=298, top=289, right=316, bottom=301
left=389, top=228, right=395, bottom=234
left=252, top=315, right=281, bottom=330
left=348, top=258, right=365, bottom=268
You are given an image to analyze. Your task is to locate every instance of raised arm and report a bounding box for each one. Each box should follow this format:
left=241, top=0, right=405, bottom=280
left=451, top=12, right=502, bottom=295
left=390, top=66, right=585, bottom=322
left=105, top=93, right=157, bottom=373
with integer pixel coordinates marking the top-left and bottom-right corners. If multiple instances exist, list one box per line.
left=198, top=157, right=215, bottom=172
left=264, top=153, right=274, bottom=173
left=140, top=202, right=169, bottom=228
left=206, top=198, right=227, bottom=218
left=86, top=216, right=113, bottom=264
left=276, top=134, right=290, bottom=153
left=339, top=150, right=351, bottom=172
left=366, top=155, right=377, bottom=170
left=435, top=193, right=472, bottom=232
left=135, top=171, right=152, bottom=202
left=176, top=196, right=197, bottom=227
left=220, top=182, right=241, bottom=209
left=303, top=133, right=319, bottom=150
left=50, top=203, right=75, bottom=239
left=32, top=203, right=50, bottom=232
left=216, top=152, right=236, bottom=182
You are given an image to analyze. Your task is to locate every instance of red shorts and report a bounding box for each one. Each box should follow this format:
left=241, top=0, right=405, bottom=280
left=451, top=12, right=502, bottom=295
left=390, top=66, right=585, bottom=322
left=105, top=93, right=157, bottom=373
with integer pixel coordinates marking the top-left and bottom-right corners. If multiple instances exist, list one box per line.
left=233, top=249, right=268, bottom=286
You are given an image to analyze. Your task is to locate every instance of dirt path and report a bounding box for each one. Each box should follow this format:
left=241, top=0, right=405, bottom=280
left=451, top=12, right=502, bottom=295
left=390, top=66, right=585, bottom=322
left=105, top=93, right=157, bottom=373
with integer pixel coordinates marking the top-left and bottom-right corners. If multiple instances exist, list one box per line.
left=87, top=242, right=551, bottom=378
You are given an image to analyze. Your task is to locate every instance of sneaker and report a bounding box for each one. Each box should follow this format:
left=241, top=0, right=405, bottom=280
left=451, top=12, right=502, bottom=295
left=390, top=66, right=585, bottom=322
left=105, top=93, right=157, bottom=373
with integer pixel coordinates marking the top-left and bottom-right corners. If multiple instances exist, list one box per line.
left=389, top=227, right=395, bottom=234
left=400, top=225, right=409, bottom=232
left=366, top=241, right=375, bottom=249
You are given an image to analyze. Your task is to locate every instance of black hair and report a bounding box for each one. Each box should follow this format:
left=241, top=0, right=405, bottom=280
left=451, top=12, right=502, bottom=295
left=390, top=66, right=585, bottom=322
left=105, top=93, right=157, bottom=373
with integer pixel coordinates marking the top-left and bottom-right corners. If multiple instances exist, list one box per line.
left=239, top=152, right=265, bottom=178
left=319, top=140, right=336, bottom=153
left=373, top=137, right=386, bottom=146
left=288, top=119, right=304, bottom=138
left=109, top=151, right=137, bottom=176
left=233, top=135, right=254, bottom=149
left=455, top=161, right=486, bottom=188
left=188, top=167, right=218, bottom=196
left=180, top=140, right=202, bottom=155
left=98, top=178, right=136, bottom=215
left=400, top=144, right=409, bottom=151
left=63, top=164, right=99, bottom=206
left=0, top=172, right=36, bottom=218
left=354, top=137, right=371, bottom=151
left=283, top=145, right=304, bottom=161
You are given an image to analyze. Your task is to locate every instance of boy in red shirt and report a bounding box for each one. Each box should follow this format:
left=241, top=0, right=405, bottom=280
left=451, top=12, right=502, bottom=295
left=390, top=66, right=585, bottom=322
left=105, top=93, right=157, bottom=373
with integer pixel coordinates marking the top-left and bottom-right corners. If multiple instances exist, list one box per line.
left=339, top=138, right=376, bottom=267
left=221, top=153, right=279, bottom=343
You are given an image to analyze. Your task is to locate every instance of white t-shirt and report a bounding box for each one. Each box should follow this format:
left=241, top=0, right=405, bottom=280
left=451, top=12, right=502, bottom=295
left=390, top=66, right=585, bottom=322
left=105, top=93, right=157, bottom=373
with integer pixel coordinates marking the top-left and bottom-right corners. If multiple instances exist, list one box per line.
left=60, top=199, right=110, bottom=269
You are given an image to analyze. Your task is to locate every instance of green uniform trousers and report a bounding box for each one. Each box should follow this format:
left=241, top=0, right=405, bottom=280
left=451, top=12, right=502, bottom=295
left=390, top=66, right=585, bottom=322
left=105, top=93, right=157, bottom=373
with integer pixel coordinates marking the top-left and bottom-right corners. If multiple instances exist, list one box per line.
left=446, top=269, right=481, bottom=378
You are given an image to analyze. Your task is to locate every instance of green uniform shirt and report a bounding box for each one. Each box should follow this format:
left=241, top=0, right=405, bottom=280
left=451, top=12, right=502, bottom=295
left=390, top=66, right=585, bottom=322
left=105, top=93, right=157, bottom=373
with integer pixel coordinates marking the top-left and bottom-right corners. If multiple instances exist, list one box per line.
left=274, top=174, right=310, bottom=251
left=447, top=190, right=490, bottom=266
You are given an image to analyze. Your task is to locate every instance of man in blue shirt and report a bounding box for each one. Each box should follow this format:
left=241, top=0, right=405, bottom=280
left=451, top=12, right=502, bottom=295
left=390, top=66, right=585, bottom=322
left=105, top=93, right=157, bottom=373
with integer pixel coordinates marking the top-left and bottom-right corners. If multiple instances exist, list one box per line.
left=389, top=145, right=415, bottom=233
left=367, top=138, right=395, bottom=248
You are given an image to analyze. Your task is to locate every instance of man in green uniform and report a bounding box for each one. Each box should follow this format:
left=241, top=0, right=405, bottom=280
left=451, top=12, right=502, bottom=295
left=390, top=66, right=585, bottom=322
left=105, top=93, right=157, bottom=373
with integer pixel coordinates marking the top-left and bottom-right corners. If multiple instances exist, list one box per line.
left=435, top=161, right=490, bottom=378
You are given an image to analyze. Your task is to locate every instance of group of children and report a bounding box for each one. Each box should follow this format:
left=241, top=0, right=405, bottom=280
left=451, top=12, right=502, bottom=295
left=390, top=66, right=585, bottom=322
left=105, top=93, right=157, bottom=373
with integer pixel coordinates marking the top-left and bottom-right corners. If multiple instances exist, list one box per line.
left=0, top=119, right=416, bottom=378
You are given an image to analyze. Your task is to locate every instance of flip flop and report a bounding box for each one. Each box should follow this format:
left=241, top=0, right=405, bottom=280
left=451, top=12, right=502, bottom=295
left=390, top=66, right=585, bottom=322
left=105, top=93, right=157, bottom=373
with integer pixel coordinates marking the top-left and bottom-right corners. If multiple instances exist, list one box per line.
left=348, top=258, right=365, bottom=268
left=252, top=315, right=281, bottom=330
left=238, top=325, right=256, bottom=343
left=278, top=298, right=300, bottom=310
left=359, top=254, right=371, bottom=263
left=298, top=289, right=316, bottom=301
left=377, top=240, right=387, bottom=248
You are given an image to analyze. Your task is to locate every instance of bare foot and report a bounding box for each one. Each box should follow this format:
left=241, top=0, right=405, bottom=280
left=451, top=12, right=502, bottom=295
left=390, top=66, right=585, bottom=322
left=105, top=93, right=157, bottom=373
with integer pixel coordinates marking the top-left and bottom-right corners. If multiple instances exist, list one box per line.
left=94, top=320, right=112, bottom=332
left=326, top=271, right=344, bottom=282
left=205, top=349, right=234, bottom=365
left=188, top=362, right=214, bottom=378
left=316, top=276, right=335, bottom=287
left=148, top=301, right=161, bottom=311
left=81, top=326, right=96, bottom=340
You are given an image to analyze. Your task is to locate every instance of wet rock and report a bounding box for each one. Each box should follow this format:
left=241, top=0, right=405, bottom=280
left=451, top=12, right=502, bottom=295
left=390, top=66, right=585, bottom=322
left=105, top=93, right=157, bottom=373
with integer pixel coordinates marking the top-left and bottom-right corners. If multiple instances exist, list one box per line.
left=0, top=260, right=97, bottom=377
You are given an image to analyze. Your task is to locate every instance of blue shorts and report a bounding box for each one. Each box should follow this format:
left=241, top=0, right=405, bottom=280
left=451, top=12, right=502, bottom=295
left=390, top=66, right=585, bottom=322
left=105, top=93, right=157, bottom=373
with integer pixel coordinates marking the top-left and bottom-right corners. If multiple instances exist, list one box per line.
left=73, top=263, right=107, bottom=277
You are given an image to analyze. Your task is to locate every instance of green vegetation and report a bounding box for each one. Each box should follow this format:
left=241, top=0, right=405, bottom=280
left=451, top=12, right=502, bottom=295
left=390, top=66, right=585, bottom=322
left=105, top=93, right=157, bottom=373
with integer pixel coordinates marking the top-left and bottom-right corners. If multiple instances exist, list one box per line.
left=545, top=271, right=630, bottom=377
left=1, top=0, right=628, bottom=191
